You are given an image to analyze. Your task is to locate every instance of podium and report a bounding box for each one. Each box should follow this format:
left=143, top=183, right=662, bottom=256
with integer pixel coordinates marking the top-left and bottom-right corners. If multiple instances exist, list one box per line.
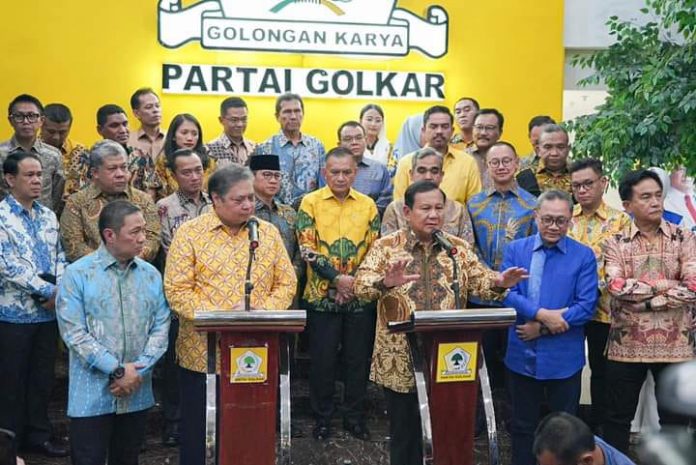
left=193, top=310, right=306, bottom=465
left=389, top=308, right=516, bottom=465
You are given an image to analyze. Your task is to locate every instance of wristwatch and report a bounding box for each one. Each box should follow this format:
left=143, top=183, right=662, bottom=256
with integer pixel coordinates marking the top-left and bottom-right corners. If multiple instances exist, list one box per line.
left=109, top=366, right=125, bottom=382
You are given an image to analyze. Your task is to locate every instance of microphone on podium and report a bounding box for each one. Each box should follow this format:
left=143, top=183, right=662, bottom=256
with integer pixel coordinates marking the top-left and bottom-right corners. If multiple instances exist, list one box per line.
left=247, top=218, right=259, bottom=250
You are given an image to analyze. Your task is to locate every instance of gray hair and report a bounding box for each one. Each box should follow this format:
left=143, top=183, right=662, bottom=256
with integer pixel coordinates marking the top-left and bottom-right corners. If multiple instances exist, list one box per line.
left=539, top=124, right=568, bottom=140
left=537, top=189, right=573, bottom=213
left=90, top=139, right=127, bottom=169
left=208, top=164, right=253, bottom=198
left=411, top=147, right=443, bottom=170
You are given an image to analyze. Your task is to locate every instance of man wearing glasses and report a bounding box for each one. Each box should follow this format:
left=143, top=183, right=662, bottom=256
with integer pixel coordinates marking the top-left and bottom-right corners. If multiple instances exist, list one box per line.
left=0, top=94, right=65, bottom=212
left=501, top=189, right=598, bottom=465
left=207, top=97, right=256, bottom=168
left=469, top=108, right=504, bottom=190
left=516, top=124, right=573, bottom=197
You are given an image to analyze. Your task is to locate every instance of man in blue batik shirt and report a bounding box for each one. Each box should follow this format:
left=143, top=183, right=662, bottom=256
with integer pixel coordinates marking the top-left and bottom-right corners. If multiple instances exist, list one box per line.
left=0, top=152, right=67, bottom=458
left=57, top=200, right=170, bottom=465
left=501, top=189, right=598, bottom=465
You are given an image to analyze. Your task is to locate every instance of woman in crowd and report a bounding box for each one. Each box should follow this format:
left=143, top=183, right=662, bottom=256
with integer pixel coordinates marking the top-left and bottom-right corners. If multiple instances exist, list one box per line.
left=360, top=103, right=396, bottom=175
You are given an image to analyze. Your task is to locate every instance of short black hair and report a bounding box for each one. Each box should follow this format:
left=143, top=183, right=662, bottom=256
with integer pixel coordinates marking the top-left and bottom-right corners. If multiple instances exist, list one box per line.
left=325, top=146, right=355, bottom=163
left=163, top=113, right=209, bottom=169
left=337, top=121, right=365, bottom=141
left=423, top=105, right=454, bottom=126
left=167, top=148, right=202, bottom=172
left=130, top=87, right=158, bottom=110
left=454, top=97, right=480, bottom=110
left=8, top=94, right=44, bottom=115
left=489, top=141, right=517, bottom=156
left=2, top=151, right=42, bottom=176
left=569, top=158, right=603, bottom=177
left=98, top=200, right=142, bottom=243
left=220, top=97, right=247, bottom=116
left=97, top=104, right=127, bottom=127
left=533, top=412, right=595, bottom=465
left=404, top=180, right=446, bottom=210
left=359, top=103, right=384, bottom=120
left=619, top=169, right=663, bottom=201
left=528, top=115, right=556, bottom=134
left=44, top=103, right=73, bottom=124
left=475, top=108, right=505, bottom=132
left=275, top=93, right=304, bottom=115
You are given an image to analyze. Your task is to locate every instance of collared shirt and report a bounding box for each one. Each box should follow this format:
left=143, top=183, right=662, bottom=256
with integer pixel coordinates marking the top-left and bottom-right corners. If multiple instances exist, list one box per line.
left=518, top=153, right=540, bottom=172
left=467, top=186, right=537, bottom=305
left=56, top=245, right=170, bottom=417
left=253, top=131, right=326, bottom=208
left=59, top=138, right=91, bottom=197
left=0, top=136, right=65, bottom=211
left=127, top=146, right=160, bottom=194
left=450, top=133, right=476, bottom=153
left=595, top=437, right=637, bottom=465
left=297, top=186, right=380, bottom=312
left=0, top=195, right=66, bottom=324
left=393, top=146, right=482, bottom=205
left=381, top=198, right=474, bottom=244
left=207, top=133, right=257, bottom=167
left=569, top=202, right=631, bottom=323
left=604, top=220, right=696, bottom=363
left=156, top=191, right=212, bottom=254
left=153, top=149, right=217, bottom=200
left=354, top=229, right=505, bottom=393
left=255, top=197, right=303, bottom=278
left=466, top=146, right=493, bottom=191
left=346, top=157, right=392, bottom=215
left=503, top=234, right=597, bottom=380
left=128, top=128, right=165, bottom=159
left=60, top=184, right=160, bottom=262
left=516, top=162, right=572, bottom=198
left=164, top=212, right=297, bottom=373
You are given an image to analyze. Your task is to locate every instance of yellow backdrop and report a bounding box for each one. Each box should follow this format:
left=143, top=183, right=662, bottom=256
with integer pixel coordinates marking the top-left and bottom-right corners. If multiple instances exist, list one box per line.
left=0, top=0, right=564, bottom=154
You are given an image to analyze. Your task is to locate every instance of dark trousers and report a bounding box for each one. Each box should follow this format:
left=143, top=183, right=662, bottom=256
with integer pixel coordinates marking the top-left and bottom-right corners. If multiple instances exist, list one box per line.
left=604, top=360, right=689, bottom=454
left=307, top=307, right=375, bottom=425
left=161, top=318, right=180, bottom=429
left=507, top=369, right=582, bottom=465
left=0, top=321, right=57, bottom=446
left=384, top=388, right=422, bottom=465
left=179, top=366, right=208, bottom=465
left=70, top=410, right=148, bottom=465
left=585, top=321, right=610, bottom=431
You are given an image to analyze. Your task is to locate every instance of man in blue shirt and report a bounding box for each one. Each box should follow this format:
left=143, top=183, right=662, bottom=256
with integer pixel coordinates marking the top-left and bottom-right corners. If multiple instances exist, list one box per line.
left=501, top=189, right=598, bottom=465
left=57, top=200, right=170, bottom=465
left=0, top=152, right=67, bottom=458
left=534, top=412, right=637, bottom=465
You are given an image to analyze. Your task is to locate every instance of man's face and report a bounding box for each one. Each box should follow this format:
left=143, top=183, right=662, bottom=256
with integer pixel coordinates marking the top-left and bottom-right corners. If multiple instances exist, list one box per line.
left=5, top=158, right=42, bottom=202
left=133, top=93, right=162, bottom=127
left=404, top=189, right=446, bottom=241
left=212, top=179, right=256, bottom=228
left=173, top=153, right=204, bottom=197
left=98, top=113, right=130, bottom=145
left=105, top=212, right=147, bottom=260
left=253, top=170, right=282, bottom=199
left=323, top=156, right=357, bottom=199
left=9, top=102, right=43, bottom=140
left=40, top=119, right=71, bottom=149
left=487, top=145, right=518, bottom=185
left=571, top=167, right=606, bottom=209
left=338, top=125, right=367, bottom=158
left=174, top=120, right=199, bottom=150
left=410, top=155, right=443, bottom=185
left=538, top=131, right=570, bottom=172
left=473, top=114, right=501, bottom=151
left=276, top=99, right=303, bottom=133
left=454, top=99, right=477, bottom=131
left=220, top=106, right=248, bottom=140
left=422, top=112, right=453, bottom=152
left=623, top=178, right=664, bottom=225
left=92, top=154, right=129, bottom=194
left=535, top=198, right=572, bottom=245
left=529, top=125, right=545, bottom=154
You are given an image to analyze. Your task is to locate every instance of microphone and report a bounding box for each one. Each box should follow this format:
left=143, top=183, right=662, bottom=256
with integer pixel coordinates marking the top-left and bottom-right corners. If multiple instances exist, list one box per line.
left=432, top=229, right=457, bottom=256
left=247, top=218, right=259, bottom=250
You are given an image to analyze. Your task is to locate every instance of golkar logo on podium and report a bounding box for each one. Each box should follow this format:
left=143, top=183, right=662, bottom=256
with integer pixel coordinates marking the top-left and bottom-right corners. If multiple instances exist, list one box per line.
left=158, top=0, right=449, bottom=58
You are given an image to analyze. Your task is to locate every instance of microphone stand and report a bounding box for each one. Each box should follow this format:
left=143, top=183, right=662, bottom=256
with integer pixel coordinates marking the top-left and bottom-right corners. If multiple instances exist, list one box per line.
left=447, top=248, right=462, bottom=309
left=244, top=242, right=257, bottom=312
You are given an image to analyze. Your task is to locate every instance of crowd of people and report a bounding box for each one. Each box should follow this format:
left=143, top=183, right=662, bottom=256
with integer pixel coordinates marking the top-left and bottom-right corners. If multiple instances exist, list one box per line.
left=0, top=88, right=694, bottom=465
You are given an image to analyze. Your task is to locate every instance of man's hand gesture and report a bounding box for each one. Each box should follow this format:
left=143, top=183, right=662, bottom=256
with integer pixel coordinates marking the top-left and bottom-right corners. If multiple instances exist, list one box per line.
left=495, top=267, right=529, bottom=288
left=383, top=259, right=421, bottom=289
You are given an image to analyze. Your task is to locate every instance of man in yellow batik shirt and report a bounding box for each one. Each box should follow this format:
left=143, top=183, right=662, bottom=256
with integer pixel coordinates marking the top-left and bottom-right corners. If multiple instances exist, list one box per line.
left=297, top=147, right=380, bottom=442
left=568, top=158, right=630, bottom=434
left=164, top=164, right=296, bottom=465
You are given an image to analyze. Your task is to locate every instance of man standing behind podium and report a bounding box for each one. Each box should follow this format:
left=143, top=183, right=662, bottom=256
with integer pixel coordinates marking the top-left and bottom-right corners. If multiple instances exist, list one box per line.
left=164, top=165, right=296, bottom=465
left=354, top=181, right=527, bottom=465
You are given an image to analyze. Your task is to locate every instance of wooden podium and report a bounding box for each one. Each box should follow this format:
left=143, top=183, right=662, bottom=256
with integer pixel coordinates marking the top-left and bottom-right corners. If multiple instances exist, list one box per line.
left=193, top=310, right=306, bottom=465
left=389, top=308, right=516, bottom=465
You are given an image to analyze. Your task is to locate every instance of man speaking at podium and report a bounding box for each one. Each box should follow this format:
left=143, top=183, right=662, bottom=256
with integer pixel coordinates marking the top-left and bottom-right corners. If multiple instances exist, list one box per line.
left=164, top=164, right=296, bottom=465
left=354, top=180, right=527, bottom=465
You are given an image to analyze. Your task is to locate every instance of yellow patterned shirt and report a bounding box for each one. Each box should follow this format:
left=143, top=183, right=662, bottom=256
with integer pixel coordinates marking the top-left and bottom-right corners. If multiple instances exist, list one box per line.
left=569, top=202, right=631, bottom=323
left=164, top=212, right=297, bottom=373
left=353, top=230, right=505, bottom=393
left=296, top=187, right=380, bottom=312
left=535, top=163, right=573, bottom=196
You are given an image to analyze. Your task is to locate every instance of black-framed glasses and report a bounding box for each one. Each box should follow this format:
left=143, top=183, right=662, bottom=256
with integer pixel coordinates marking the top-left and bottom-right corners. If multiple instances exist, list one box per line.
left=488, top=158, right=515, bottom=168
left=539, top=216, right=570, bottom=227
left=474, top=124, right=498, bottom=132
left=10, top=112, right=41, bottom=123
left=261, top=171, right=282, bottom=181
left=571, top=178, right=600, bottom=192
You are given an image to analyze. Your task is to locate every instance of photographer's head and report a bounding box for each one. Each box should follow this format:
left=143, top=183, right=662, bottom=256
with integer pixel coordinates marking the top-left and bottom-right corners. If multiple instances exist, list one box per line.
left=534, top=413, right=598, bottom=465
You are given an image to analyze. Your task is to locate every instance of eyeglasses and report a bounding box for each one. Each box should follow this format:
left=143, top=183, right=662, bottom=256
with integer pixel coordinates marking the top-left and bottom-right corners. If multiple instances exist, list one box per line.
left=260, top=171, right=282, bottom=181
left=473, top=125, right=498, bottom=132
left=340, top=135, right=365, bottom=143
left=571, top=178, right=601, bottom=192
left=10, top=112, right=41, bottom=123
left=539, top=216, right=570, bottom=227
left=488, top=158, right=515, bottom=168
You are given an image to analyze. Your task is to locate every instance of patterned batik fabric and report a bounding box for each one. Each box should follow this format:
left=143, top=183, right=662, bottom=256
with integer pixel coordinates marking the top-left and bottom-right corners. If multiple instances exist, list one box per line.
left=382, top=198, right=474, bottom=244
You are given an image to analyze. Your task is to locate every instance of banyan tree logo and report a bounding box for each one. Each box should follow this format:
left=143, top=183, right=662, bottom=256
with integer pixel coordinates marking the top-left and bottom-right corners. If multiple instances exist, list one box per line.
left=158, top=0, right=449, bottom=58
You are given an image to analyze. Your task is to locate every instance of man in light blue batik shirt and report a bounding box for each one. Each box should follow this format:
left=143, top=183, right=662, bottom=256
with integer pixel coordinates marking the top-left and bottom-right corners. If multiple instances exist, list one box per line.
left=57, top=200, right=170, bottom=465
